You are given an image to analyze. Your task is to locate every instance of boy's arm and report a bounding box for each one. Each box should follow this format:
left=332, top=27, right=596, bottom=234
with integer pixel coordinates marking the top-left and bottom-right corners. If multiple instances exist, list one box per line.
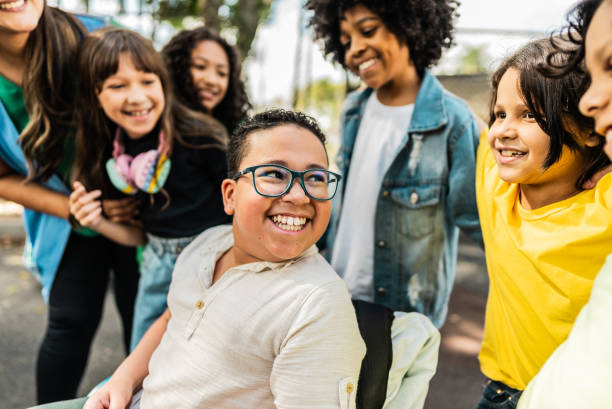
left=70, top=181, right=146, bottom=246
left=84, top=309, right=171, bottom=409
left=270, top=281, right=365, bottom=409
left=446, top=116, right=484, bottom=247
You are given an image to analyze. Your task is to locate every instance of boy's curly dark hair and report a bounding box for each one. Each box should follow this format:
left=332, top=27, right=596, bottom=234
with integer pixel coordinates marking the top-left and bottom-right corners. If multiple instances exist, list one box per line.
left=305, top=0, right=459, bottom=78
left=539, top=0, right=603, bottom=78
left=227, top=109, right=328, bottom=177
left=162, top=26, right=251, bottom=134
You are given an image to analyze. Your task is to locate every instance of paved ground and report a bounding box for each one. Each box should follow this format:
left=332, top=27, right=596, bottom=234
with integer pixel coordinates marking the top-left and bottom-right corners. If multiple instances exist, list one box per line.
left=0, top=212, right=489, bottom=409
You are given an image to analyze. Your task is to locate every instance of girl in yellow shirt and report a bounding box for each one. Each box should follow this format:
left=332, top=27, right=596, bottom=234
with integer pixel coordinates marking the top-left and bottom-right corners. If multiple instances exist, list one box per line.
left=475, top=37, right=612, bottom=409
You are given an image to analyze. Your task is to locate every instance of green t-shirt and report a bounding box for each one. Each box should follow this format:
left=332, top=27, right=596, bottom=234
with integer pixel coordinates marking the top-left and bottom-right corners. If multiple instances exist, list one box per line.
left=0, top=73, right=96, bottom=236
left=0, top=74, right=29, bottom=133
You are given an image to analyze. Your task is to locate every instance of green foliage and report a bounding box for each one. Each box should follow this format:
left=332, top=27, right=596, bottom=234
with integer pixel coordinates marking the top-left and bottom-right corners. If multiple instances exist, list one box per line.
left=147, top=0, right=273, bottom=57
left=455, top=45, right=490, bottom=75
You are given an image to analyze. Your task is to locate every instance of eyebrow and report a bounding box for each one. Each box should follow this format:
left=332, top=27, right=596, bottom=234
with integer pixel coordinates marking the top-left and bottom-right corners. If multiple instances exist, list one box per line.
left=260, top=159, right=328, bottom=169
left=340, top=15, right=378, bottom=24
left=192, top=56, right=229, bottom=69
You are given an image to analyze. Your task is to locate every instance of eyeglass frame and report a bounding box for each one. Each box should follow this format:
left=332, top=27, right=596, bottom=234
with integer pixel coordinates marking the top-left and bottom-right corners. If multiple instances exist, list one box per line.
left=231, top=163, right=342, bottom=201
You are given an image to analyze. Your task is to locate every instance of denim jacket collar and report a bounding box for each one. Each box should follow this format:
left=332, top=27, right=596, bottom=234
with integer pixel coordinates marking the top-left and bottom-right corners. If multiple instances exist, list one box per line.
left=342, top=69, right=448, bottom=135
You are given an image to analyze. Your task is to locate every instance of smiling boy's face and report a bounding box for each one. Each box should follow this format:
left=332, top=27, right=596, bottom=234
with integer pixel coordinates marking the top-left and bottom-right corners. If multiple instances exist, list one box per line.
left=221, top=124, right=332, bottom=264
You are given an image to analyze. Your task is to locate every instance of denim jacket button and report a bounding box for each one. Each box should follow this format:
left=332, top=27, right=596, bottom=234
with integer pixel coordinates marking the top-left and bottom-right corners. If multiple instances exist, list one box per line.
left=377, top=287, right=386, bottom=294
left=382, top=190, right=389, bottom=198
left=377, top=240, right=386, bottom=248
left=410, top=192, right=419, bottom=204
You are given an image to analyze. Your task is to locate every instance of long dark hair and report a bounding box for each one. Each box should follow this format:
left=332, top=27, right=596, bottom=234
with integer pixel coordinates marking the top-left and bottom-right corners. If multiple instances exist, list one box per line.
left=73, top=28, right=227, bottom=193
left=19, top=5, right=87, bottom=182
left=161, top=26, right=250, bottom=134
left=489, top=38, right=610, bottom=189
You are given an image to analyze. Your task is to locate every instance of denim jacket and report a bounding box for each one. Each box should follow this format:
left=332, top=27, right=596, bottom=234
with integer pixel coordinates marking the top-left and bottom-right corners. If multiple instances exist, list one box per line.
left=327, top=70, right=483, bottom=328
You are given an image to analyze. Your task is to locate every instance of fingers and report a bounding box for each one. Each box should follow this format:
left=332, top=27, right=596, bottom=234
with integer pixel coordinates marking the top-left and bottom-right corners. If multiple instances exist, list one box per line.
left=582, top=164, right=612, bottom=189
left=69, top=181, right=103, bottom=226
left=103, top=197, right=139, bottom=223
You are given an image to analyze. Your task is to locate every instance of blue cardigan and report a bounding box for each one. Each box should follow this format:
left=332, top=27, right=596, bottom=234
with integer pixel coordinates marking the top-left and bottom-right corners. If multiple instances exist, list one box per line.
left=0, top=14, right=106, bottom=302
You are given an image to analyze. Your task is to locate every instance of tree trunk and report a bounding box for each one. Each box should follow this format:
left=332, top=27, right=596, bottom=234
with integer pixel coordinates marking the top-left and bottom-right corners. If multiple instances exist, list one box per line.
left=202, top=0, right=223, bottom=31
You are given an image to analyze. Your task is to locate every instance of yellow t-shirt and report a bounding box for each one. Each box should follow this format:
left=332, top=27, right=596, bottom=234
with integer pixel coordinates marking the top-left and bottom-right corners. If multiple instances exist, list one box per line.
left=476, top=133, right=612, bottom=390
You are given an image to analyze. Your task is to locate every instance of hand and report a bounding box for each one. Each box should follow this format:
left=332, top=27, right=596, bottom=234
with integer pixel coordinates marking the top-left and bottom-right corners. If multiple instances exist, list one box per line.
left=582, top=164, right=612, bottom=189
left=82, top=378, right=134, bottom=409
left=69, top=181, right=104, bottom=228
left=102, top=197, right=139, bottom=224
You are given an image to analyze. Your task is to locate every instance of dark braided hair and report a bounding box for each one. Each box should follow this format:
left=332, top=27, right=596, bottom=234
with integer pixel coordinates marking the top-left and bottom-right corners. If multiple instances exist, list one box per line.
left=162, top=26, right=251, bottom=134
left=305, top=0, right=459, bottom=78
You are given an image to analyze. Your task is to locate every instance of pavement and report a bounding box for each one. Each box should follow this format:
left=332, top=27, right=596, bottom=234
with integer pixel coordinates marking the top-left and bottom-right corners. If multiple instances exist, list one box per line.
left=0, top=204, right=489, bottom=409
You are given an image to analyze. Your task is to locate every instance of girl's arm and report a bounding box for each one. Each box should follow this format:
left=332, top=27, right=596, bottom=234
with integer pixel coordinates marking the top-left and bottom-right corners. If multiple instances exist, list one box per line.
left=70, top=181, right=146, bottom=246
left=83, top=309, right=171, bottom=409
left=0, top=157, right=70, bottom=219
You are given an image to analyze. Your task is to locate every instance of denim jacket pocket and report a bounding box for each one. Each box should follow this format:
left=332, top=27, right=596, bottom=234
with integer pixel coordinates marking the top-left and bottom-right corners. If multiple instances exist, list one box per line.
left=389, top=184, right=442, bottom=238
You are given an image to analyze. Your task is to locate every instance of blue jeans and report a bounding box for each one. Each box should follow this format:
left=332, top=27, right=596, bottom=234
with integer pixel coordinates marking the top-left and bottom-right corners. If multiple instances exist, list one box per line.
left=129, top=233, right=197, bottom=350
left=476, top=379, right=522, bottom=409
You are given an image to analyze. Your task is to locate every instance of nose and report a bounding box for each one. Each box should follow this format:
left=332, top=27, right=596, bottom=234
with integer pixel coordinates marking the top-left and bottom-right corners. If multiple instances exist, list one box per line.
left=346, top=36, right=366, bottom=63
left=126, top=85, right=147, bottom=104
left=491, top=117, right=517, bottom=140
left=281, top=178, right=310, bottom=204
left=579, top=82, right=608, bottom=119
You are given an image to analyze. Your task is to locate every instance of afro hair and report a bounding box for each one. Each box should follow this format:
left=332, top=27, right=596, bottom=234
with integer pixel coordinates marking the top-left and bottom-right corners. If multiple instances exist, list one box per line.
left=305, top=0, right=459, bottom=77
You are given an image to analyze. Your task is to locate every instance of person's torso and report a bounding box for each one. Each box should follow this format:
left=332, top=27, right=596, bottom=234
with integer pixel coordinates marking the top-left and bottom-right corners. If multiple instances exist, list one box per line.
left=327, top=71, right=478, bottom=327
left=142, top=225, right=357, bottom=408
left=331, top=92, right=414, bottom=302
left=476, top=135, right=612, bottom=389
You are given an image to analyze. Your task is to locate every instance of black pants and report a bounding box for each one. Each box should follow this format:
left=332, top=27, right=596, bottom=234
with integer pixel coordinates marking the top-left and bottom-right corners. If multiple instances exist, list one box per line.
left=476, top=379, right=523, bottom=409
left=36, top=232, right=139, bottom=404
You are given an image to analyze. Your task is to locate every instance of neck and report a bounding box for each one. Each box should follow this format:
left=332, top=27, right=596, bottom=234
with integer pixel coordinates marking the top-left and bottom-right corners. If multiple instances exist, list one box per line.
left=376, top=64, right=421, bottom=106
left=519, top=178, right=581, bottom=210
left=0, top=32, right=30, bottom=85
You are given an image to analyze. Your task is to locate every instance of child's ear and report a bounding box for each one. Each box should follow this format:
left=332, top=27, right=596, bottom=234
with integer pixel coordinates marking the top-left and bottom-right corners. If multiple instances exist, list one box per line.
left=221, top=178, right=236, bottom=215
left=584, top=132, right=603, bottom=148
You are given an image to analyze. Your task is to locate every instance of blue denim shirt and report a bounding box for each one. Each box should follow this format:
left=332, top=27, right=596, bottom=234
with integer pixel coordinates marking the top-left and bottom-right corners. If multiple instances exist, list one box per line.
left=327, top=70, right=483, bottom=328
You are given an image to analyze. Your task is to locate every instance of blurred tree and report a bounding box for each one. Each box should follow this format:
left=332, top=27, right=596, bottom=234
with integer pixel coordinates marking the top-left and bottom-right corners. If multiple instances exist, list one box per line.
left=148, top=0, right=273, bottom=58
left=455, top=45, right=490, bottom=75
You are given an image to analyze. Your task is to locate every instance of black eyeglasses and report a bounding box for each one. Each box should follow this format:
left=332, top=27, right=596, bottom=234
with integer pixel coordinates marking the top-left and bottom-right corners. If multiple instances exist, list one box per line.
left=232, top=164, right=342, bottom=201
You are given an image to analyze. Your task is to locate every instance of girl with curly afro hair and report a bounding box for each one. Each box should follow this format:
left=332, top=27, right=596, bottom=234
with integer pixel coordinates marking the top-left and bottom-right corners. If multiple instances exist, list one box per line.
left=305, top=0, right=484, bottom=330
left=162, top=26, right=250, bottom=134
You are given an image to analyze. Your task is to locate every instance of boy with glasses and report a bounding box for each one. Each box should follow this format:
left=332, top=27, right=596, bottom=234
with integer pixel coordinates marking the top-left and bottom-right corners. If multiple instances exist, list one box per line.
left=37, top=109, right=365, bottom=409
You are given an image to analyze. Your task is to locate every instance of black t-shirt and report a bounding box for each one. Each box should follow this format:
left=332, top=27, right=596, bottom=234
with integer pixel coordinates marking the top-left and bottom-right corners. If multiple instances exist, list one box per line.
left=123, top=132, right=230, bottom=238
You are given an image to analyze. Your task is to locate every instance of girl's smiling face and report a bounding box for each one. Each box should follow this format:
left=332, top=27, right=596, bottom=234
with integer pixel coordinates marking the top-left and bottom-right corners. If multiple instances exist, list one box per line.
left=97, top=53, right=165, bottom=139
left=190, top=39, right=230, bottom=113
left=488, top=68, right=585, bottom=189
left=579, top=0, right=612, bottom=160
left=339, top=4, right=412, bottom=92
left=0, top=0, right=43, bottom=36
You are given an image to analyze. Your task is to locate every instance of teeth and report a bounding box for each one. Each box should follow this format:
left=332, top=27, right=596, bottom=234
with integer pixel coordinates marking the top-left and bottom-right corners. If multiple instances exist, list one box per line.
left=271, top=215, right=307, bottom=231
left=359, top=59, right=376, bottom=71
left=606, top=129, right=612, bottom=143
left=126, top=109, right=151, bottom=116
left=0, top=0, right=25, bottom=9
left=500, top=150, right=525, bottom=157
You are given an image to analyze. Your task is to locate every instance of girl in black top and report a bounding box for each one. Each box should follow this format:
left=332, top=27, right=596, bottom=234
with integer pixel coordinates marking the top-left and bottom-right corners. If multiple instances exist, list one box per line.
left=69, top=28, right=230, bottom=350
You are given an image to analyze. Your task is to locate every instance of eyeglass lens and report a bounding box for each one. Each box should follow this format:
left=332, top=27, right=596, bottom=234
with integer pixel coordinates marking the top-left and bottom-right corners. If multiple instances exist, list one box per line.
left=252, top=165, right=338, bottom=200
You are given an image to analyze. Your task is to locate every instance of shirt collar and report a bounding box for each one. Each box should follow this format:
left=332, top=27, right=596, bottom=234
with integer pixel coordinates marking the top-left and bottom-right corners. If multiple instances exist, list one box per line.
left=201, top=225, right=319, bottom=274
